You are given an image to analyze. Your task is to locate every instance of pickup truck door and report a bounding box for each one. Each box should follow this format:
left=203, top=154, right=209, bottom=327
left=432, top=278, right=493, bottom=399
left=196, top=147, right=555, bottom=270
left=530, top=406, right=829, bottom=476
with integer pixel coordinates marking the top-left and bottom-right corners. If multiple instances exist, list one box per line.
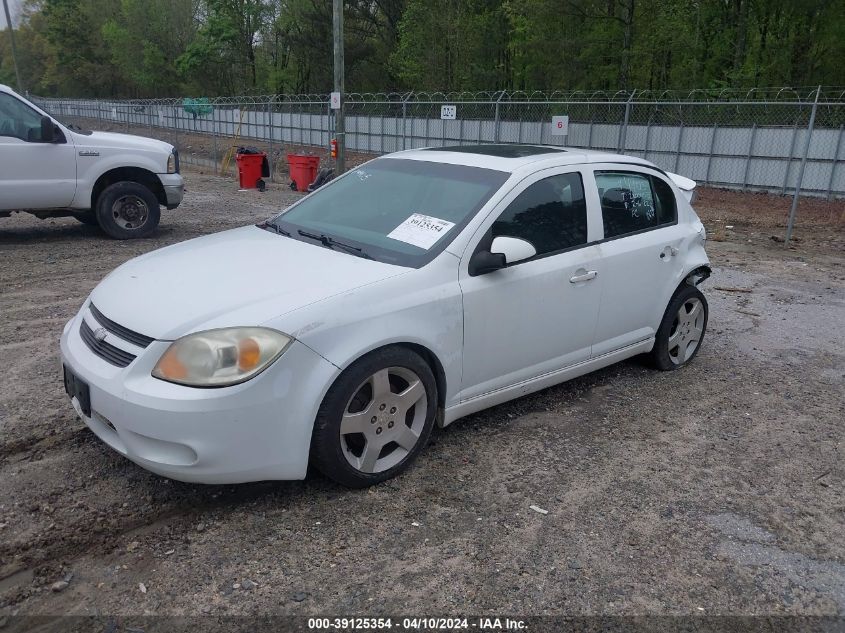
left=0, top=92, right=77, bottom=210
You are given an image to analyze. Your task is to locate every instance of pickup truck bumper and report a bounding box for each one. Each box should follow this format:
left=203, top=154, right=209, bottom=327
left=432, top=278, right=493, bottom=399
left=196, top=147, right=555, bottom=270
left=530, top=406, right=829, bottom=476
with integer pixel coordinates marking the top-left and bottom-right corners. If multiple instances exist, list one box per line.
left=159, top=173, right=185, bottom=209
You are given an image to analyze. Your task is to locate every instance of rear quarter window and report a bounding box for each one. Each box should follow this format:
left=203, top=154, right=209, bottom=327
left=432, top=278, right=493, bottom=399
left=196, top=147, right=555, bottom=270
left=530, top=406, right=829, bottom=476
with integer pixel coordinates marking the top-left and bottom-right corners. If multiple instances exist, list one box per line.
left=595, top=171, right=677, bottom=239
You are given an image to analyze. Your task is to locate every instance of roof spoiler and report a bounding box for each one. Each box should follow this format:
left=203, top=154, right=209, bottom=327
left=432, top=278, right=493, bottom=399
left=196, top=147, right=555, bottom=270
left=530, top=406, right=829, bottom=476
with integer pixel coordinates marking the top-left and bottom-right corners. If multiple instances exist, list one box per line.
left=666, top=171, right=696, bottom=203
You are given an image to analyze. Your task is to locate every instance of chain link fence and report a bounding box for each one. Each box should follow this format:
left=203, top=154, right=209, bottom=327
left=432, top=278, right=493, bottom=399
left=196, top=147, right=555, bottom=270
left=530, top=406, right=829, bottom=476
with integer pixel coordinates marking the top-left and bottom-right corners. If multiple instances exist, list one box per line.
left=32, top=88, right=845, bottom=202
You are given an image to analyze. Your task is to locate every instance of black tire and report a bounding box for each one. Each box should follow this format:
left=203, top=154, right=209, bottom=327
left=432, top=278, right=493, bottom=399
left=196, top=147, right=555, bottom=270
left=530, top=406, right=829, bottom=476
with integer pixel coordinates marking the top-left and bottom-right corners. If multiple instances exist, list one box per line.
left=649, top=284, right=708, bottom=371
left=72, top=211, right=99, bottom=226
left=310, top=347, right=438, bottom=488
left=95, top=181, right=161, bottom=239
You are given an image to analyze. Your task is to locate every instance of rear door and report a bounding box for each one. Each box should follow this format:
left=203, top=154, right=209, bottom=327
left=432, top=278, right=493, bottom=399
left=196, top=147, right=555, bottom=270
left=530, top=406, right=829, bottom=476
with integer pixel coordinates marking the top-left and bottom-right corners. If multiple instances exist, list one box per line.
left=0, top=91, right=76, bottom=210
left=588, top=165, right=687, bottom=356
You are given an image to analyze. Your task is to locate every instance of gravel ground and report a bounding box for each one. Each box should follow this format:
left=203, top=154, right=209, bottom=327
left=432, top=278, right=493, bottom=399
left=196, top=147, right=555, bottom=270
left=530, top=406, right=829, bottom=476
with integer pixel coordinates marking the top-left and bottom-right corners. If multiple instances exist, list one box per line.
left=0, top=172, right=843, bottom=621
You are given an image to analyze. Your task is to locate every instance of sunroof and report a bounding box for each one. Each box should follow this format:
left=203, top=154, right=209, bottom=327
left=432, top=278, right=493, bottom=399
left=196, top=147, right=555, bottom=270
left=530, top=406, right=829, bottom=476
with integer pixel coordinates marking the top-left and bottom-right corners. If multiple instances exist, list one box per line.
left=424, top=144, right=567, bottom=158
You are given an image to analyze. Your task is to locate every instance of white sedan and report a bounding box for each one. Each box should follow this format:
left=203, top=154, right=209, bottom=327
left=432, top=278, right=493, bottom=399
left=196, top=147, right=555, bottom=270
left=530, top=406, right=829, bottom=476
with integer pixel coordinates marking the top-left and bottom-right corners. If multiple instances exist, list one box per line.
left=60, top=144, right=710, bottom=488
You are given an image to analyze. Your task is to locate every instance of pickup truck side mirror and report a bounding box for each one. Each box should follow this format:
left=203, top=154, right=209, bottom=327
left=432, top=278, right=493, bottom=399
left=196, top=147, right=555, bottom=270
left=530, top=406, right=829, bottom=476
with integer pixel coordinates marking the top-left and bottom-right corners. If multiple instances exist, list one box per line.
left=40, top=116, right=56, bottom=143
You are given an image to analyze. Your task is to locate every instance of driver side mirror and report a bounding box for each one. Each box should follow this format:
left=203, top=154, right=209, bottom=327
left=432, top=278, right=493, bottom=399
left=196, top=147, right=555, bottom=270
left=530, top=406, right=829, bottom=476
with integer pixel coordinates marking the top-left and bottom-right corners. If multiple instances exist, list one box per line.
left=468, top=236, right=537, bottom=276
left=40, top=116, right=56, bottom=143
left=491, top=236, right=537, bottom=264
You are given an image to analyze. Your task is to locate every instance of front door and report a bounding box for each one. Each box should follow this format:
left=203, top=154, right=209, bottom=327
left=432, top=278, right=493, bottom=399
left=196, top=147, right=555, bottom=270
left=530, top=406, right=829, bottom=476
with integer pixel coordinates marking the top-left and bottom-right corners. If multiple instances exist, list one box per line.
left=0, top=92, right=76, bottom=210
left=458, top=168, right=604, bottom=401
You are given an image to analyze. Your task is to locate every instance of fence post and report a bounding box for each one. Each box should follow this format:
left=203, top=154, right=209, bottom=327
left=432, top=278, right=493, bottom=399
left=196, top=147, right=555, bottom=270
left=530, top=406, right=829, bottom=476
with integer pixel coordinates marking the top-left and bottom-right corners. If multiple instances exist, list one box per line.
left=643, top=117, right=652, bottom=161
left=785, top=86, right=821, bottom=244
left=618, top=90, right=635, bottom=151
left=266, top=98, right=274, bottom=182
left=211, top=104, right=218, bottom=174
left=402, top=92, right=411, bottom=150
left=674, top=121, right=685, bottom=173
left=493, top=91, right=505, bottom=143
left=704, top=123, right=717, bottom=186
left=173, top=105, right=180, bottom=155
left=826, top=124, right=843, bottom=200
left=781, top=119, right=800, bottom=195
left=742, top=123, right=756, bottom=191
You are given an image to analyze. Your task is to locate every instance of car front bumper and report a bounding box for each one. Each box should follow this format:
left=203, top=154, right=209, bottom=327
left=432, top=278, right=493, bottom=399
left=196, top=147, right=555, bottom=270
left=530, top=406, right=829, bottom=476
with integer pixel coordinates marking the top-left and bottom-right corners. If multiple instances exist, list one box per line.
left=159, top=173, right=185, bottom=209
left=59, top=305, right=339, bottom=484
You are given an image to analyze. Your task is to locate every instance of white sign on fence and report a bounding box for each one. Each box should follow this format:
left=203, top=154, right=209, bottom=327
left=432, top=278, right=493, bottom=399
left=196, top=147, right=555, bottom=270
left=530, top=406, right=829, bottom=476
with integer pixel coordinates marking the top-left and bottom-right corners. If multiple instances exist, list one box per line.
left=551, top=115, right=569, bottom=136
left=441, top=105, right=457, bottom=120
left=330, top=92, right=341, bottom=110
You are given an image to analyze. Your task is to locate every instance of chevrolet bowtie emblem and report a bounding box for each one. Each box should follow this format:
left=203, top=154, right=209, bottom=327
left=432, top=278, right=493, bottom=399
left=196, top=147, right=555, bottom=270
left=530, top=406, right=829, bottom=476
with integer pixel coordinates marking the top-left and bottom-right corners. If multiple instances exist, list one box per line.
left=93, top=327, right=108, bottom=342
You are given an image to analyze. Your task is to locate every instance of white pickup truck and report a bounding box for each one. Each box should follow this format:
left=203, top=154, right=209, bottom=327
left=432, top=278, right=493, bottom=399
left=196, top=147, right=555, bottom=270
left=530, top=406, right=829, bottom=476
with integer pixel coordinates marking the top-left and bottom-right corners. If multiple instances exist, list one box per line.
left=0, top=84, right=184, bottom=239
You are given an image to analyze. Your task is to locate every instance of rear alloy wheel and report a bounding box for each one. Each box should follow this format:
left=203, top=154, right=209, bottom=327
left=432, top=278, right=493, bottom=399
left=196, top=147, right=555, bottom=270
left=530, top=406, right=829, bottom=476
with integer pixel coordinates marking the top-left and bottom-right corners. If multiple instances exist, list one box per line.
left=650, top=285, right=708, bottom=371
left=95, top=181, right=161, bottom=239
left=311, top=347, right=437, bottom=487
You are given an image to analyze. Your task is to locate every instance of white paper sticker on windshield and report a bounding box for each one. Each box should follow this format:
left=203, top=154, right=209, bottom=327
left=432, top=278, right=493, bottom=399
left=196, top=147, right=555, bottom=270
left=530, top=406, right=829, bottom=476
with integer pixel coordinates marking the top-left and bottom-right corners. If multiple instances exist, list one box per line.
left=387, top=213, right=456, bottom=250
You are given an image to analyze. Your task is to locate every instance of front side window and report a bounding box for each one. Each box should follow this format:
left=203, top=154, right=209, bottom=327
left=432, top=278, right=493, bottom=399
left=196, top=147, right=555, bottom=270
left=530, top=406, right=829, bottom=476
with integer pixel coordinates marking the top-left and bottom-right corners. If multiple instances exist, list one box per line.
left=0, top=93, right=44, bottom=142
left=491, top=172, right=587, bottom=257
left=596, top=171, right=677, bottom=239
left=271, top=158, right=509, bottom=268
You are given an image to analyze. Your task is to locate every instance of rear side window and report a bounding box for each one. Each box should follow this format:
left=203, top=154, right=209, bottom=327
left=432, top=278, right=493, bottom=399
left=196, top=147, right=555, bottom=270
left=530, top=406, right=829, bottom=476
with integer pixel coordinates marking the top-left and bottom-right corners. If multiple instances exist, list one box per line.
left=492, top=172, right=587, bottom=257
left=596, top=171, right=677, bottom=239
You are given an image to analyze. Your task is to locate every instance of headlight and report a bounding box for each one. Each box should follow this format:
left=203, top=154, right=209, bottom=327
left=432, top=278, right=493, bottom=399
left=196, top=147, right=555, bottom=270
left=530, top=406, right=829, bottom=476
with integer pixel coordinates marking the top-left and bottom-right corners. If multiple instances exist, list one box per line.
left=167, top=149, right=179, bottom=173
left=152, top=327, right=291, bottom=387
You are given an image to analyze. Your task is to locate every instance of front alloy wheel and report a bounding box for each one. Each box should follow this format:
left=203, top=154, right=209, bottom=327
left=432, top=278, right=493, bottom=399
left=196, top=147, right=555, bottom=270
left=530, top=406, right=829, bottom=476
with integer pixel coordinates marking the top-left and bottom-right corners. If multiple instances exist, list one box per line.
left=311, top=347, right=437, bottom=487
left=340, top=366, right=428, bottom=474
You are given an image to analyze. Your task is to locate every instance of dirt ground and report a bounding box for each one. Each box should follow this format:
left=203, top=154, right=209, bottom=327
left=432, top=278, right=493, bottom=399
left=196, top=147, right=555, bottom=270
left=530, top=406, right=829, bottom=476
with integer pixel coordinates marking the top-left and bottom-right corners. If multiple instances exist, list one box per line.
left=0, top=171, right=843, bottom=624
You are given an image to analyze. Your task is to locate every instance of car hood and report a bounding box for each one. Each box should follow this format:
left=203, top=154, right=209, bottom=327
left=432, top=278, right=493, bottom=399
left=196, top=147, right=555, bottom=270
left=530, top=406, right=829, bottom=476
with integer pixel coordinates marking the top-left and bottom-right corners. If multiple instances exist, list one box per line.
left=89, top=225, right=408, bottom=340
left=72, top=130, right=174, bottom=154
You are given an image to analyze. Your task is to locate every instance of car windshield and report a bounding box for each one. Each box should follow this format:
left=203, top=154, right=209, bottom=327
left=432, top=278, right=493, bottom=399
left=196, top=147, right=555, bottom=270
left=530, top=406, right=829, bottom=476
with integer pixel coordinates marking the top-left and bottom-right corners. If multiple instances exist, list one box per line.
left=269, top=158, right=509, bottom=267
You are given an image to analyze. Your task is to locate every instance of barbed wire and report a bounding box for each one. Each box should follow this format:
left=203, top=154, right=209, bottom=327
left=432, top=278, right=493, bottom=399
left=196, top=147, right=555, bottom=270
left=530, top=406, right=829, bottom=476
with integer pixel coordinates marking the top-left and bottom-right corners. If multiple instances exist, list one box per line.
left=31, top=86, right=845, bottom=107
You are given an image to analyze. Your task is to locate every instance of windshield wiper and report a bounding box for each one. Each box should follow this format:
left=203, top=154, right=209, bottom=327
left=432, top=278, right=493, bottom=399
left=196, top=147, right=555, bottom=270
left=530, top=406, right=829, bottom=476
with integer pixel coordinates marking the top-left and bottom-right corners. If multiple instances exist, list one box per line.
left=260, top=222, right=291, bottom=237
left=297, top=229, right=373, bottom=259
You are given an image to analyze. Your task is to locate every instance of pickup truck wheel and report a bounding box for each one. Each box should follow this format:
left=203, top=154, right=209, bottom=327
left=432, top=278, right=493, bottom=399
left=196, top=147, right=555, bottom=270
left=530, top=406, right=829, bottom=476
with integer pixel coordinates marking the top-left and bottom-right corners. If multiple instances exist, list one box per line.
left=95, top=182, right=160, bottom=239
left=72, top=212, right=98, bottom=226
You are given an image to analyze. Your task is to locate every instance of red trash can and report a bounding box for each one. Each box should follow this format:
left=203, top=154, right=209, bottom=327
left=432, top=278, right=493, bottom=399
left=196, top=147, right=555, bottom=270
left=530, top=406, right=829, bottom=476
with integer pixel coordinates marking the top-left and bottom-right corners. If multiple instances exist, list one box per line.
left=235, top=151, right=266, bottom=189
left=287, top=154, right=320, bottom=192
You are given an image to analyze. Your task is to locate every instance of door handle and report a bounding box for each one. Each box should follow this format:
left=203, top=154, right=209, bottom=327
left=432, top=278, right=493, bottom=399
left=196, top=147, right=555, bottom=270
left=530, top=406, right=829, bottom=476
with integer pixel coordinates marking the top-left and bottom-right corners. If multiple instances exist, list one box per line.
left=570, top=270, right=598, bottom=283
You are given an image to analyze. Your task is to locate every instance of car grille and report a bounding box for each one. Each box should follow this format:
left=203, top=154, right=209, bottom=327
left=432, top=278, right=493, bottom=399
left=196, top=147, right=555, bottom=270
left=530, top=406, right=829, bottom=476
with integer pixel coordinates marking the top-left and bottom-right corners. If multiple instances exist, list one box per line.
left=79, top=319, right=137, bottom=368
left=89, top=303, right=154, bottom=348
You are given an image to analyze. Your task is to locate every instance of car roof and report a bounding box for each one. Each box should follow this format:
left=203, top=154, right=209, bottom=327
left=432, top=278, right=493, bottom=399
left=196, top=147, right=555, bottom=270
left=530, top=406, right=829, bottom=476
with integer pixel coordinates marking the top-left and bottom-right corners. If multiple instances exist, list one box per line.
left=388, top=144, right=658, bottom=173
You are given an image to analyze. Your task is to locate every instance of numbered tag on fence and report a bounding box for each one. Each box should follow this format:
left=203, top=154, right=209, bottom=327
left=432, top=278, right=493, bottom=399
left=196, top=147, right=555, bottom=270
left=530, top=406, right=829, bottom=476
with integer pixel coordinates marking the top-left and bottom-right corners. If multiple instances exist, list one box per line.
left=551, top=115, right=569, bottom=136
left=441, top=105, right=457, bottom=120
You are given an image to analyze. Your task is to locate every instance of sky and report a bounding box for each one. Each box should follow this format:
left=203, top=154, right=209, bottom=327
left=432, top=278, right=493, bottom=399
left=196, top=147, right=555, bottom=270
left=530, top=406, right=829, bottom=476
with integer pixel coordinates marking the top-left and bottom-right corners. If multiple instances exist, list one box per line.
left=0, top=0, right=23, bottom=29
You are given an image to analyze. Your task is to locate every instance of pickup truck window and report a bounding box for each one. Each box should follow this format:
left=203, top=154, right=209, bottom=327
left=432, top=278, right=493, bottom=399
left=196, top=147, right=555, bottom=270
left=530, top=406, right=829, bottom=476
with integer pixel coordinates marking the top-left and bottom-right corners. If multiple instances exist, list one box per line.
left=0, top=93, right=44, bottom=142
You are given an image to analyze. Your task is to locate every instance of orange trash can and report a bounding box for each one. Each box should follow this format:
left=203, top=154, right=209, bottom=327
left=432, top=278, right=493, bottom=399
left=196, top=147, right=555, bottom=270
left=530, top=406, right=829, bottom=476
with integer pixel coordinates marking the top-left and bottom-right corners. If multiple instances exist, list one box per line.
left=287, top=154, right=320, bottom=192
left=235, top=151, right=267, bottom=189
